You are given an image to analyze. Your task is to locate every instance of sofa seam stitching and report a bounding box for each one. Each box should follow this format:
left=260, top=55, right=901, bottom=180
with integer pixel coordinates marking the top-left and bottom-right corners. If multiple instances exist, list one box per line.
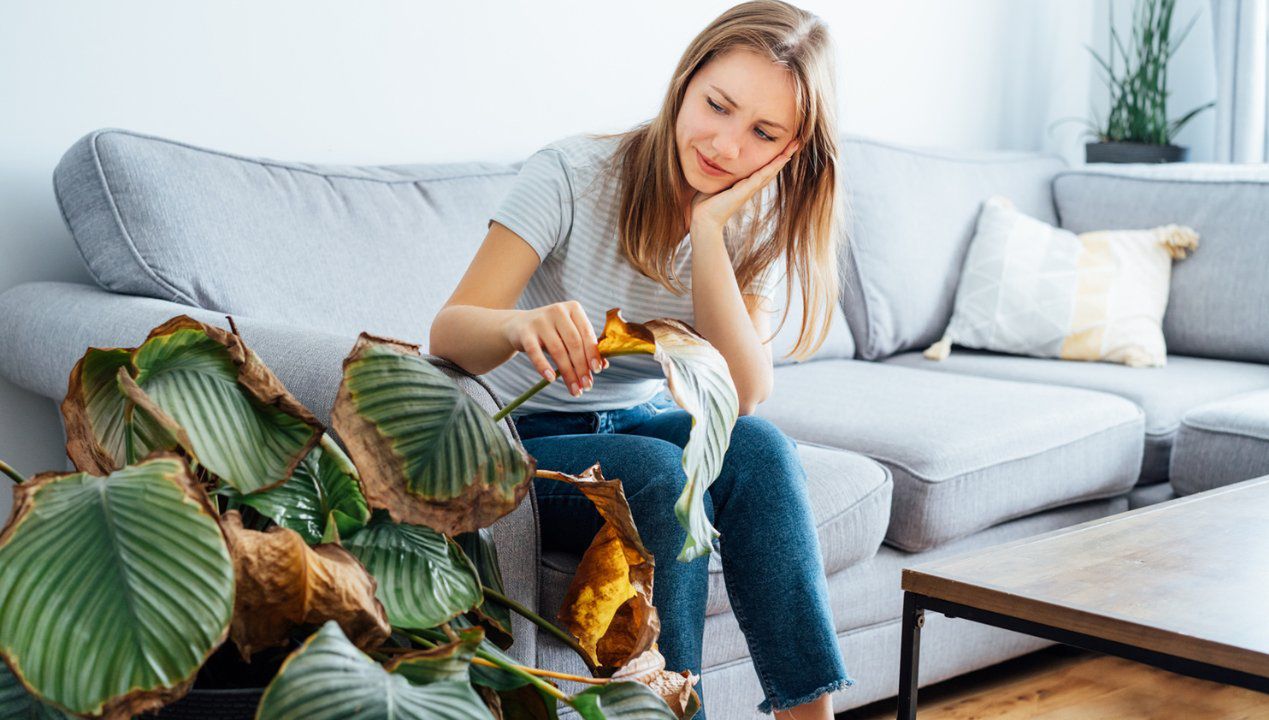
left=810, top=471, right=894, bottom=532
left=802, top=412, right=1145, bottom=485
left=90, top=131, right=199, bottom=305
left=1178, top=420, right=1269, bottom=443
left=95, top=128, right=517, bottom=185
left=887, top=489, right=1130, bottom=553
left=52, top=166, right=107, bottom=290
left=1053, top=170, right=1269, bottom=189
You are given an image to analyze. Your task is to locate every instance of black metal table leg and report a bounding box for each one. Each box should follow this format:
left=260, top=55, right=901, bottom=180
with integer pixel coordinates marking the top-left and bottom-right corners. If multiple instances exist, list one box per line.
left=897, top=592, right=925, bottom=719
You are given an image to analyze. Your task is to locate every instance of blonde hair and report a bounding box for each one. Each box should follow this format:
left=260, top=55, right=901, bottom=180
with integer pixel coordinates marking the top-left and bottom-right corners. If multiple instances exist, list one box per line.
left=595, top=0, right=843, bottom=362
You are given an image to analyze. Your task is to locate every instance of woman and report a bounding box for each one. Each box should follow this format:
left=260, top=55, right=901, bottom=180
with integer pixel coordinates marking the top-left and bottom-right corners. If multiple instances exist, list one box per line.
left=429, top=2, right=850, bottom=717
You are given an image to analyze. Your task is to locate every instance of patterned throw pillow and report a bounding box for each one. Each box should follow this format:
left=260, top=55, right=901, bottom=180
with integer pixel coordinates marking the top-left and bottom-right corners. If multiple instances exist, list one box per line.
left=923, top=196, right=1198, bottom=368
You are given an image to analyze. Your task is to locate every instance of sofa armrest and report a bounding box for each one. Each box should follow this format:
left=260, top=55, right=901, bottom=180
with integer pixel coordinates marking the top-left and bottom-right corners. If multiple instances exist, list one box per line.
left=0, top=281, right=541, bottom=664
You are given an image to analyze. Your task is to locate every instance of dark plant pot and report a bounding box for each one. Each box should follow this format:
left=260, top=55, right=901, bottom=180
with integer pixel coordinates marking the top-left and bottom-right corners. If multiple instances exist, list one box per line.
left=1085, top=141, right=1188, bottom=164
left=149, top=688, right=264, bottom=719
left=138, top=641, right=293, bottom=719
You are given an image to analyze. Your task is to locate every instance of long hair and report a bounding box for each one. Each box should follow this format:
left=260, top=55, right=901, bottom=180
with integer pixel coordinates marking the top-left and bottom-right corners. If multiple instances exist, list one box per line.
left=596, top=0, right=843, bottom=362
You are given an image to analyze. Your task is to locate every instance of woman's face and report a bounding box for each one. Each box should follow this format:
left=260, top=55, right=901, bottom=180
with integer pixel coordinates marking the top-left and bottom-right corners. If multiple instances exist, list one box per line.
left=676, top=48, right=800, bottom=197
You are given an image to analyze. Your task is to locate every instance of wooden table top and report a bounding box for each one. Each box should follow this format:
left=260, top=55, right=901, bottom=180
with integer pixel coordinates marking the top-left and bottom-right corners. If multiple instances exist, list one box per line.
left=901, top=477, right=1269, bottom=678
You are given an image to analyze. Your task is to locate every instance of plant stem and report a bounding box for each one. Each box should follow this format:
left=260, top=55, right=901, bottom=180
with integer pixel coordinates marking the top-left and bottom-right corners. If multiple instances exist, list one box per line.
left=0, top=459, right=23, bottom=484
left=403, top=631, right=570, bottom=702
left=482, top=585, right=599, bottom=676
left=472, top=650, right=569, bottom=701
left=469, top=657, right=607, bottom=685
left=491, top=350, right=638, bottom=423
left=440, top=622, right=460, bottom=642
left=492, top=377, right=551, bottom=423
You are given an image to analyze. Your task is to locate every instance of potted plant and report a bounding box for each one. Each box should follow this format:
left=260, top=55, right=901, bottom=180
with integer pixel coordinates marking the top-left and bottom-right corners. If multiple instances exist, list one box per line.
left=0, top=309, right=736, bottom=719
left=1083, top=0, right=1214, bottom=163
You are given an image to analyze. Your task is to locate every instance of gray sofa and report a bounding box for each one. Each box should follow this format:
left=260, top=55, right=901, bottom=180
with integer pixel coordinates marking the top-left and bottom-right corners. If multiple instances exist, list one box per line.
left=3, top=129, right=1268, bottom=718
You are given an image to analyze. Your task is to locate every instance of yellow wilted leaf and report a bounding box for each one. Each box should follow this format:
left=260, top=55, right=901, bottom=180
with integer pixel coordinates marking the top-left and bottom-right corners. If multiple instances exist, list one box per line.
left=221, top=511, right=390, bottom=659
left=596, top=309, right=657, bottom=358
left=538, top=464, right=659, bottom=675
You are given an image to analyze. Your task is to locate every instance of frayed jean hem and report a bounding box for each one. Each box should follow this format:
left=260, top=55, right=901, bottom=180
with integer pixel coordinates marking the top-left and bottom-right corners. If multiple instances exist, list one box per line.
left=756, top=674, right=856, bottom=714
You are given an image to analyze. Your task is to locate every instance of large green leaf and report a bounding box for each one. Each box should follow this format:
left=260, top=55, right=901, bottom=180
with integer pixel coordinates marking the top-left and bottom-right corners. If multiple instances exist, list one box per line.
left=62, top=348, right=181, bottom=473
left=331, top=334, right=533, bottom=535
left=256, top=622, right=495, bottom=720
left=0, top=455, right=234, bottom=719
left=344, top=511, right=483, bottom=629
left=0, top=661, right=74, bottom=719
left=455, top=528, right=514, bottom=648
left=60, top=316, right=323, bottom=494
left=221, top=434, right=369, bottom=544
left=596, top=310, right=739, bottom=562
left=131, top=317, right=322, bottom=493
left=569, top=681, right=679, bottom=720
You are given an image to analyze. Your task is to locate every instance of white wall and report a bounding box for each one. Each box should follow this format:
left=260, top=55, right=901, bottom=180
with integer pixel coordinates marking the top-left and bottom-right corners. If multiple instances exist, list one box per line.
left=0, top=0, right=1110, bottom=515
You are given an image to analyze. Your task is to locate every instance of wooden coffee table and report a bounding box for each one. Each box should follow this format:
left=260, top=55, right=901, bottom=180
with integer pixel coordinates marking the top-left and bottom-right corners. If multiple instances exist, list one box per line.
left=897, top=476, right=1269, bottom=718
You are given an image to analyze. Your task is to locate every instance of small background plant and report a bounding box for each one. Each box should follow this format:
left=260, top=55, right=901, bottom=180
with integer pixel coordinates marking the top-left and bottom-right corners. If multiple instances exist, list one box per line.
left=1086, top=0, right=1213, bottom=146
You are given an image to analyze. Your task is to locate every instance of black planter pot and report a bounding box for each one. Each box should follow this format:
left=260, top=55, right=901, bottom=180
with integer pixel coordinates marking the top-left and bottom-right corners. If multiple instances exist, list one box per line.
left=1085, top=141, right=1188, bottom=163
left=149, top=688, right=265, bottom=719
left=137, top=641, right=292, bottom=719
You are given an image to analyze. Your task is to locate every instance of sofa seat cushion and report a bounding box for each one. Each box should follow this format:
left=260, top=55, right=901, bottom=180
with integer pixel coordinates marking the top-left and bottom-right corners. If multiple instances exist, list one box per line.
left=1170, top=389, right=1269, bottom=496
left=755, top=360, right=1144, bottom=552
left=539, top=443, right=892, bottom=619
left=884, top=350, right=1269, bottom=484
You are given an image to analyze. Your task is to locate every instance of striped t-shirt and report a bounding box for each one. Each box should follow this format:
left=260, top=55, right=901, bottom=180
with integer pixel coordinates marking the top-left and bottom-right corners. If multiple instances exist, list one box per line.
left=482, top=132, right=780, bottom=417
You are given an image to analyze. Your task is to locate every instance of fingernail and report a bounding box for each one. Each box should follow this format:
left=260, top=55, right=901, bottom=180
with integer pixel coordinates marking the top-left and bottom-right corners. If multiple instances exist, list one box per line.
left=570, top=382, right=580, bottom=397
left=543, top=369, right=555, bottom=382
left=583, top=376, right=593, bottom=390
left=591, top=359, right=601, bottom=373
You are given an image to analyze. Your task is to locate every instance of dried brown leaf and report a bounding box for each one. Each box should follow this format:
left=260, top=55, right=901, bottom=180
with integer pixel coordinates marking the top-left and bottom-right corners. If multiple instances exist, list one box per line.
left=611, top=647, right=701, bottom=720
left=539, top=463, right=659, bottom=674
left=61, top=348, right=130, bottom=475
left=220, top=511, right=389, bottom=660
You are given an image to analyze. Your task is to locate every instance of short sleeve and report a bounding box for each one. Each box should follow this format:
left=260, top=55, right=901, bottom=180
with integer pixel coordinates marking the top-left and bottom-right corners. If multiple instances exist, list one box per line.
left=489, top=148, right=574, bottom=262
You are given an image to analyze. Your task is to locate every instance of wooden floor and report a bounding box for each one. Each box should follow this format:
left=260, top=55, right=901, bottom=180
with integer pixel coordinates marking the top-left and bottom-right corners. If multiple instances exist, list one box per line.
left=837, top=646, right=1269, bottom=719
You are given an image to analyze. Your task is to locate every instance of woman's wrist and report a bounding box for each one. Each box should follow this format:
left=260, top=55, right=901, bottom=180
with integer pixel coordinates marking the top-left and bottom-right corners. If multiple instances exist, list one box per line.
left=688, top=217, right=725, bottom=246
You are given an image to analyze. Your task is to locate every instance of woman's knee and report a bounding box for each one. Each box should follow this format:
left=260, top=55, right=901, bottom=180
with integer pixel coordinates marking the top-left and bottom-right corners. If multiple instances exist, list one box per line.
left=729, top=416, right=799, bottom=467
left=618, top=438, right=691, bottom=503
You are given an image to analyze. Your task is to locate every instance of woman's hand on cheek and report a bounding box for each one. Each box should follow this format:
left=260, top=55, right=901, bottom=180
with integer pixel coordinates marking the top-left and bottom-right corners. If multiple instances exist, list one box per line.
left=690, top=139, right=799, bottom=235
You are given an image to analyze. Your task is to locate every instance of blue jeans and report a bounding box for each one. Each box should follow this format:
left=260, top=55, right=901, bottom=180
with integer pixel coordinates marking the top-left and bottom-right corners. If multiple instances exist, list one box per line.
left=515, top=391, right=854, bottom=716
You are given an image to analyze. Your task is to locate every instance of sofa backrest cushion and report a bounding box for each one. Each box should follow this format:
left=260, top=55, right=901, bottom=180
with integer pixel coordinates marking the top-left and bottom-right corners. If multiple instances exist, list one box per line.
left=54, top=128, right=519, bottom=343
left=1054, top=165, right=1269, bottom=364
left=839, top=137, right=1066, bottom=360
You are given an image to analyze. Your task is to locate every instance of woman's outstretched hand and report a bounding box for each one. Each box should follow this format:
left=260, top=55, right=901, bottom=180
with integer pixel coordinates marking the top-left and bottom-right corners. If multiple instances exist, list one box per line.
left=689, top=139, right=799, bottom=235
left=500, top=301, right=608, bottom=398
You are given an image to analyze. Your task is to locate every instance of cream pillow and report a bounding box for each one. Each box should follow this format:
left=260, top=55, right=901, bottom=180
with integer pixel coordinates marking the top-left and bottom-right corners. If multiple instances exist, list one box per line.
left=924, top=196, right=1198, bottom=368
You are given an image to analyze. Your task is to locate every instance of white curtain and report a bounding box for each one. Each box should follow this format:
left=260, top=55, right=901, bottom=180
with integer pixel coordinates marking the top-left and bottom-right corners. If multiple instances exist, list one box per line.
left=1212, top=0, right=1269, bottom=161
